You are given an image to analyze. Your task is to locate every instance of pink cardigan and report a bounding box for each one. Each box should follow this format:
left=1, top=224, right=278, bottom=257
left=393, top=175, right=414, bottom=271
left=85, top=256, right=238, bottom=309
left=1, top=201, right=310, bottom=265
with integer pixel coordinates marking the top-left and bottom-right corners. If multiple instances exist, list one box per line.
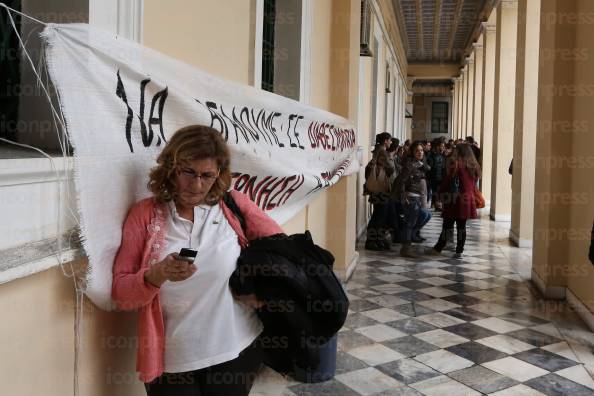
left=111, top=190, right=283, bottom=382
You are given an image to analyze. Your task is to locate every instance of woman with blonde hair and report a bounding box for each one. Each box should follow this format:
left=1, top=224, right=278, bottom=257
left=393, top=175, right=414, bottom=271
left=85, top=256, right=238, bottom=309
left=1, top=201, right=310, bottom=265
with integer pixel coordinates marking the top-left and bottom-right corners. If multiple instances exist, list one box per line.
left=112, top=125, right=283, bottom=395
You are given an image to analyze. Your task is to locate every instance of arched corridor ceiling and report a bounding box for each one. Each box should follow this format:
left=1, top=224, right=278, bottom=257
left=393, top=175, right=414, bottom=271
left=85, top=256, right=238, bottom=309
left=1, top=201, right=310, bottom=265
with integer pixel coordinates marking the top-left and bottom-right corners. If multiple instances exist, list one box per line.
left=393, top=0, right=495, bottom=64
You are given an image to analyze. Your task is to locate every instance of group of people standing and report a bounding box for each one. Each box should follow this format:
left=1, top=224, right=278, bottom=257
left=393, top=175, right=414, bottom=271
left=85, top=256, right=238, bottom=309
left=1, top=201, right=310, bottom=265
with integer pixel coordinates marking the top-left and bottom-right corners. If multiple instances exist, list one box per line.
left=364, top=133, right=482, bottom=259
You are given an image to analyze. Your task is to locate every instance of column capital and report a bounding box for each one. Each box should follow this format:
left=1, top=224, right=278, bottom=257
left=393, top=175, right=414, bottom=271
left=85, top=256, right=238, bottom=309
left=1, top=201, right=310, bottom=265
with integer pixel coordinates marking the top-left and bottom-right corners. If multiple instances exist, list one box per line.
left=481, top=21, right=497, bottom=33
left=500, top=0, right=518, bottom=9
left=466, top=56, right=475, bottom=65
left=472, top=42, right=484, bottom=51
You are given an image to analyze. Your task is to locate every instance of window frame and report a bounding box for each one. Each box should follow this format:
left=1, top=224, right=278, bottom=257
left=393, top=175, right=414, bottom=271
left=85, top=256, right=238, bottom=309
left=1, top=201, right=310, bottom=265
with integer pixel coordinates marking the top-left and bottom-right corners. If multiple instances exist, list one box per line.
left=431, top=101, right=449, bottom=134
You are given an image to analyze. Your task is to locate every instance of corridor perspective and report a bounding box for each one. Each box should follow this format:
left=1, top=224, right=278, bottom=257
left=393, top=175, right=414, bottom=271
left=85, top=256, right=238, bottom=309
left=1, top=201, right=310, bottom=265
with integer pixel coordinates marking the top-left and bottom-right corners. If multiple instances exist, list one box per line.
left=1, top=0, right=593, bottom=395
left=251, top=214, right=594, bottom=395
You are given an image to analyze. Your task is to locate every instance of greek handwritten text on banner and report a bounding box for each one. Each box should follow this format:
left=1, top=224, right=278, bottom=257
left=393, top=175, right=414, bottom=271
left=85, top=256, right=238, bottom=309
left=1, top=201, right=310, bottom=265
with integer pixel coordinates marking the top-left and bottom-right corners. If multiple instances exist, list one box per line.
left=42, top=24, right=359, bottom=310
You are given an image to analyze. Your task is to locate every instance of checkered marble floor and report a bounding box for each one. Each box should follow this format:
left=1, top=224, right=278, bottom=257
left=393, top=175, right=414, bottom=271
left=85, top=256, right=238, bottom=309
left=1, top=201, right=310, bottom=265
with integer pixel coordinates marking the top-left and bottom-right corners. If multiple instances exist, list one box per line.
left=250, top=212, right=594, bottom=395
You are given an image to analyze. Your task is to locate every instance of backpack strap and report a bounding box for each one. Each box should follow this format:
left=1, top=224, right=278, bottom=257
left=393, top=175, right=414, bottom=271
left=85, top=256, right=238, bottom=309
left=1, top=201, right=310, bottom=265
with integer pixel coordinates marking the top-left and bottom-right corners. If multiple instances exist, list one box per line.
left=223, top=191, right=246, bottom=231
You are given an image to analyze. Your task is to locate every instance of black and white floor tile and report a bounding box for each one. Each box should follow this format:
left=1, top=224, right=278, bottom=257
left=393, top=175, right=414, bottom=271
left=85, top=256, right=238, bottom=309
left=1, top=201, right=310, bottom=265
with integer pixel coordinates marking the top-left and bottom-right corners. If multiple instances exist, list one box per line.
left=250, top=212, right=594, bottom=395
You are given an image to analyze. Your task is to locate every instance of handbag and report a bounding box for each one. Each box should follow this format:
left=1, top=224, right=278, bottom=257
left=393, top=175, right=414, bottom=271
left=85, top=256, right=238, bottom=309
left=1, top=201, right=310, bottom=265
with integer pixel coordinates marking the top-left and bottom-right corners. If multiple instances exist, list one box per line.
left=474, top=187, right=486, bottom=209
left=365, top=160, right=390, bottom=194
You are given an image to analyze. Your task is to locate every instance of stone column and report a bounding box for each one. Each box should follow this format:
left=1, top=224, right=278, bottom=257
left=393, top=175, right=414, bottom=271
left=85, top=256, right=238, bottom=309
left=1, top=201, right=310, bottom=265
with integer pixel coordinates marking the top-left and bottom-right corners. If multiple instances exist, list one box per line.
left=450, top=78, right=458, bottom=136
left=473, top=41, right=484, bottom=143
left=479, top=14, right=497, bottom=203
left=395, top=77, right=401, bottom=137
left=466, top=55, right=475, bottom=137
left=325, top=0, right=359, bottom=279
left=403, top=79, right=408, bottom=138
left=510, top=0, right=541, bottom=247
left=456, top=77, right=462, bottom=138
left=459, top=74, right=465, bottom=139
left=490, top=0, right=518, bottom=222
left=453, top=78, right=458, bottom=138
left=532, top=0, right=594, bottom=329
left=461, top=64, right=469, bottom=138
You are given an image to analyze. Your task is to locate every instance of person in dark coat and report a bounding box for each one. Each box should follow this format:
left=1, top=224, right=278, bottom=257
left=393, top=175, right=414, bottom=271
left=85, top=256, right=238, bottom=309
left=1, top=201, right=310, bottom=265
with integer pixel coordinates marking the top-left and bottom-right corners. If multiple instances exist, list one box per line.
left=364, top=132, right=395, bottom=251
left=385, top=138, right=404, bottom=243
left=393, top=141, right=432, bottom=257
left=427, top=139, right=447, bottom=209
left=431, top=143, right=481, bottom=258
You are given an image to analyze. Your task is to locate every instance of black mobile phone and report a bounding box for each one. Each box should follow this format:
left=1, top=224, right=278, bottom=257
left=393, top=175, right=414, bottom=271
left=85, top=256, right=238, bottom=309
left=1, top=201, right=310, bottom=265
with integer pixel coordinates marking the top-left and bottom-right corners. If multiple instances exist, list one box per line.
left=178, top=248, right=198, bottom=262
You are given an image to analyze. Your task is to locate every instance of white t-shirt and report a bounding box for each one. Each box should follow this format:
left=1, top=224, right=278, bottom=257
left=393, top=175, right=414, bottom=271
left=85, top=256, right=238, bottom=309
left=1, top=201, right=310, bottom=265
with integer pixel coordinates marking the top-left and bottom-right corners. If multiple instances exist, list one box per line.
left=157, top=200, right=263, bottom=373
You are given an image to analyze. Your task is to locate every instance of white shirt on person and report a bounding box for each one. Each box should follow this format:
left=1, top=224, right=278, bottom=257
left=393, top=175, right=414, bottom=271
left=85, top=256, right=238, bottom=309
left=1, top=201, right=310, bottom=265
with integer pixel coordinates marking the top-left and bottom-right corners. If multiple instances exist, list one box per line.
left=157, top=200, right=263, bottom=373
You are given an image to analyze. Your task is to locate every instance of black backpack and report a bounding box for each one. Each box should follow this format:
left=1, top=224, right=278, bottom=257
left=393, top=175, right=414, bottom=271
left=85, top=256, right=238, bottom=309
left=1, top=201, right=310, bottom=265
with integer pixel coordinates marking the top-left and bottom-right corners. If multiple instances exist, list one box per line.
left=223, top=192, right=348, bottom=339
left=223, top=192, right=349, bottom=371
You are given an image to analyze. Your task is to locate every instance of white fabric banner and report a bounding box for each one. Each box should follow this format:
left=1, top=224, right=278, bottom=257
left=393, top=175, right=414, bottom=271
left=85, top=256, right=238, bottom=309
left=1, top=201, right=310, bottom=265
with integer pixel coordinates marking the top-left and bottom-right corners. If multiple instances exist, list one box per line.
left=42, top=24, right=359, bottom=310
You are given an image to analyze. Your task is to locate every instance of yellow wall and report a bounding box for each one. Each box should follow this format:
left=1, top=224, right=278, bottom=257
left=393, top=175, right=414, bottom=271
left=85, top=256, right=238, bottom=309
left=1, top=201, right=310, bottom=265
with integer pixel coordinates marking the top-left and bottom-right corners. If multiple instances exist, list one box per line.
left=0, top=264, right=145, bottom=395
left=143, top=0, right=254, bottom=85
left=310, top=0, right=333, bottom=111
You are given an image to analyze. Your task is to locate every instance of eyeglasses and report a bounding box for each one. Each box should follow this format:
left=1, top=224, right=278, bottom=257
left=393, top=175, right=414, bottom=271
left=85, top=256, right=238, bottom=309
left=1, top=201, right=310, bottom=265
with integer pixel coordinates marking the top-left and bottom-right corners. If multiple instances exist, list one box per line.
left=177, top=167, right=219, bottom=183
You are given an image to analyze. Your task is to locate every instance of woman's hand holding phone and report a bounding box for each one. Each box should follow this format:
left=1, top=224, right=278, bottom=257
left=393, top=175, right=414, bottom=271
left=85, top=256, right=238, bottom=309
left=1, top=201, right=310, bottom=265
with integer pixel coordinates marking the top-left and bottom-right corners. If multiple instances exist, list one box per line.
left=144, top=253, right=197, bottom=287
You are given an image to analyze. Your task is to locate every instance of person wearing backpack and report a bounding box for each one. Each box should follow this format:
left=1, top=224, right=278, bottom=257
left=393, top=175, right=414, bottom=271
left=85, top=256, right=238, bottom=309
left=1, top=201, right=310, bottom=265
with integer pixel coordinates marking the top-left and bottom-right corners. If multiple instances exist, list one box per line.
left=364, top=132, right=394, bottom=251
left=430, top=143, right=481, bottom=258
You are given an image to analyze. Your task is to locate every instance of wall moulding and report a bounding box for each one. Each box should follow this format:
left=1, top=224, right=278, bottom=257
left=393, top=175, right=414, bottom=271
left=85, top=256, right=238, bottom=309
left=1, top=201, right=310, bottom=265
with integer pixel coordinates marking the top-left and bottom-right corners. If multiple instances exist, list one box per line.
left=531, top=268, right=566, bottom=300
left=567, top=289, right=594, bottom=332
left=489, top=213, right=512, bottom=222
left=337, top=251, right=360, bottom=282
left=509, top=229, right=533, bottom=248
left=500, top=0, right=519, bottom=9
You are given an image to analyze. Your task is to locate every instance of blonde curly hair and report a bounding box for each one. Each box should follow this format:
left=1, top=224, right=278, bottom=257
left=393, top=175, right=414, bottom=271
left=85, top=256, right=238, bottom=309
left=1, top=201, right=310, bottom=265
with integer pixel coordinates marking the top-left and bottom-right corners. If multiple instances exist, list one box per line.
left=147, top=125, right=231, bottom=205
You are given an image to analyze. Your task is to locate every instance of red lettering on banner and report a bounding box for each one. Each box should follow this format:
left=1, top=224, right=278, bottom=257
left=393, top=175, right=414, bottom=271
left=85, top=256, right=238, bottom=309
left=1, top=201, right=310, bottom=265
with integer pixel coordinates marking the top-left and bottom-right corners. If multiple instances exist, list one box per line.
left=231, top=173, right=305, bottom=211
left=281, top=175, right=305, bottom=205
left=308, top=121, right=356, bottom=152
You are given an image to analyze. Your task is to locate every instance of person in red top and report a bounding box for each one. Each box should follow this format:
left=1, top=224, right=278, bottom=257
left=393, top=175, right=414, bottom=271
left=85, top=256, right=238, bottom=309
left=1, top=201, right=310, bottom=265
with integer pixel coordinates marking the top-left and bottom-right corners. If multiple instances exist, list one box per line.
left=431, top=143, right=481, bottom=258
